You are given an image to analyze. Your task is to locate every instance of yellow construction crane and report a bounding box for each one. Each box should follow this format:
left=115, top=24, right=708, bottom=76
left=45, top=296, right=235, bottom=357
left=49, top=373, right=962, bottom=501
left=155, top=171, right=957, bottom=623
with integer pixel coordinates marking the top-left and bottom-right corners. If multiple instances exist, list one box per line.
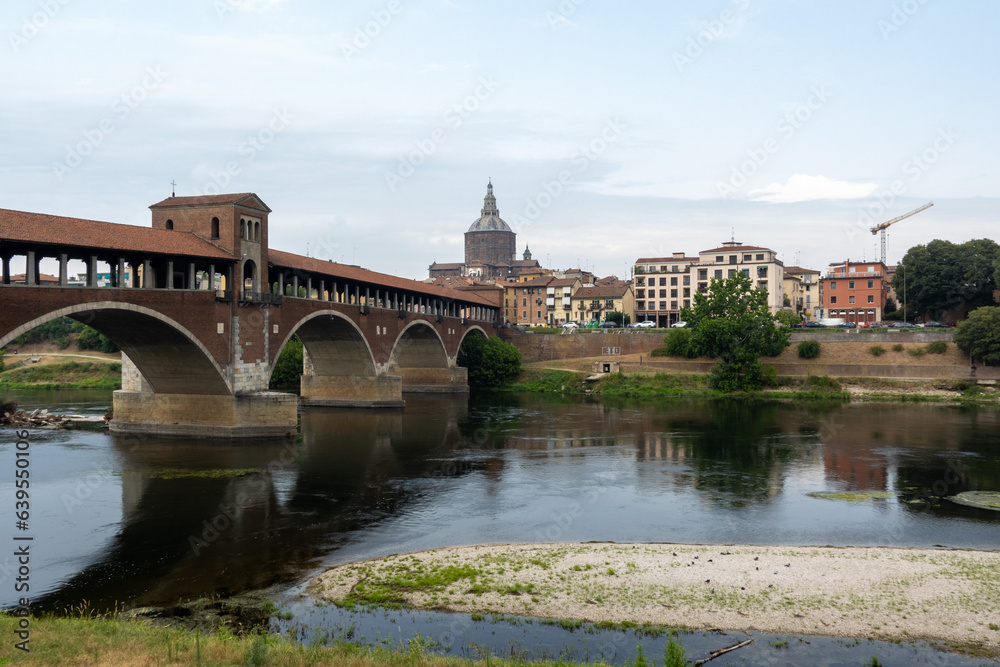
left=870, top=201, right=934, bottom=265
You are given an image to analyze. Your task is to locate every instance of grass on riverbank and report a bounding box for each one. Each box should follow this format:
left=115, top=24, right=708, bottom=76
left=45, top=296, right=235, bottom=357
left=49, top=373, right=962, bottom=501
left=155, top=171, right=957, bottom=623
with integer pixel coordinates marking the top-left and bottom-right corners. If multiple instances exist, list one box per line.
left=0, top=360, right=121, bottom=390
left=0, top=613, right=616, bottom=667
left=510, top=369, right=999, bottom=404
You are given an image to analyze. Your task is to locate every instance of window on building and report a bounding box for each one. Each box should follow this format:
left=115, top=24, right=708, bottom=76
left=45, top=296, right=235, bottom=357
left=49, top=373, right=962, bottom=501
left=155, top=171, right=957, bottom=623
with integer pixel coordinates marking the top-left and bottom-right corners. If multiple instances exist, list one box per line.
left=211, top=217, right=220, bottom=239
left=729, top=255, right=737, bottom=264
left=670, top=300, right=677, bottom=309
left=714, top=269, right=722, bottom=278
left=637, top=290, right=645, bottom=298
left=683, top=299, right=690, bottom=308
left=756, top=254, right=764, bottom=260
left=637, top=278, right=645, bottom=287
left=868, top=280, right=874, bottom=289
left=849, top=296, right=856, bottom=304
left=698, top=269, right=708, bottom=280
left=637, top=301, right=645, bottom=310
left=522, top=298, right=526, bottom=306
left=806, top=295, right=811, bottom=303
left=660, top=265, right=667, bottom=272
left=672, top=265, right=679, bottom=272
left=757, top=267, right=767, bottom=278
left=659, top=277, right=667, bottom=286
left=743, top=254, right=752, bottom=261
left=165, top=219, right=174, bottom=230
left=670, top=277, right=678, bottom=286
left=830, top=281, right=837, bottom=289
left=683, top=288, right=690, bottom=298
left=605, top=299, right=614, bottom=308
left=728, top=269, right=736, bottom=278
left=716, top=255, right=724, bottom=262
left=670, top=289, right=677, bottom=298
left=868, top=295, right=875, bottom=303
left=537, top=311, right=541, bottom=319
left=683, top=276, right=690, bottom=286
left=522, top=311, right=526, bottom=318
left=831, top=296, right=837, bottom=304
left=849, top=281, right=855, bottom=289
left=741, top=268, right=749, bottom=276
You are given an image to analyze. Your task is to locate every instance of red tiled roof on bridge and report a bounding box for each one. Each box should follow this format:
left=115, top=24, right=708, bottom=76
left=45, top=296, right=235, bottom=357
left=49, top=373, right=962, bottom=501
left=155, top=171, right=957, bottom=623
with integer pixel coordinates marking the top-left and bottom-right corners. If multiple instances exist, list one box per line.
left=268, top=249, right=494, bottom=306
left=0, top=208, right=233, bottom=260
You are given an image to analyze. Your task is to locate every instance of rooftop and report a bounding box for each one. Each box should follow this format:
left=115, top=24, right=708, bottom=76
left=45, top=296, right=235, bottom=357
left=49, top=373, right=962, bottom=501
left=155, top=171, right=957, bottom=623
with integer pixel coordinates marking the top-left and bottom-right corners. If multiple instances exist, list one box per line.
left=467, top=181, right=512, bottom=233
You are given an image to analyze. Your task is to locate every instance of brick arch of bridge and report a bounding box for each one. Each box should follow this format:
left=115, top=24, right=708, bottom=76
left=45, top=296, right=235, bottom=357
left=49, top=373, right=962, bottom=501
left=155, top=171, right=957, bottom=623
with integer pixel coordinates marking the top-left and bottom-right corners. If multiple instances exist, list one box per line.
left=276, top=310, right=379, bottom=379
left=389, top=320, right=452, bottom=371
left=0, top=301, right=231, bottom=395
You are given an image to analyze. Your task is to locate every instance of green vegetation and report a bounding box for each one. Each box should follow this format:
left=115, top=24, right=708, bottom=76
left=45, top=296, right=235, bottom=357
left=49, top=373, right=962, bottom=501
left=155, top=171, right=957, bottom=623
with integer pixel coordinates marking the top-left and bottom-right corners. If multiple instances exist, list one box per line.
left=954, top=306, right=1000, bottom=364
left=0, top=361, right=121, bottom=389
left=0, top=612, right=619, bottom=667
left=458, top=335, right=522, bottom=390
left=907, top=347, right=926, bottom=358
left=75, top=325, right=120, bottom=353
left=869, top=346, right=886, bottom=357
left=11, top=316, right=81, bottom=345
left=149, top=468, right=259, bottom=480
left=797, top=340, right=821, bottom=359
left=774, top=310, right=799, bottom=328
left=269, top=333, right=303, bottom=389
left=894, top=239, right=1000, bottom=320
left=807, top=491, right=895, bottom=502
left=926, top=341, right=948, bottom=354
left=605, top=310, right=630, bottom=327
left=892, top=343, right=904, bottom=352
left=663, top=329, right=697, bottom=358
left=680, top=272, right=791, bottom=391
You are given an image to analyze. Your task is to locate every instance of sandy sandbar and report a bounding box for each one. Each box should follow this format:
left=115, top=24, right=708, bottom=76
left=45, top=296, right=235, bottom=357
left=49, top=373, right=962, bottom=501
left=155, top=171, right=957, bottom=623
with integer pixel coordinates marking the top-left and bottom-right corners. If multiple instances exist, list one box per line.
left=310, top=542, right=1000, bottom=655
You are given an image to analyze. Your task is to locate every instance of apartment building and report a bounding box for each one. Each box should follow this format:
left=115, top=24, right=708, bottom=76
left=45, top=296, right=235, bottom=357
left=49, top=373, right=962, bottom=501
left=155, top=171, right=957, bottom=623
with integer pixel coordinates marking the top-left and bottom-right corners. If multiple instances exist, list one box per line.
left=545, top=277, right=582, bottom=326
left=505, top=276, right=553, bottom=326
left=819, top=260, right=888, bottom=324
left=633, top=253, right=697, bottom=327
left=784, top=266, right=822, bottom=320
left=571, top=281, right=635, bottom=324
left=692, top=242, right=784, bottom=313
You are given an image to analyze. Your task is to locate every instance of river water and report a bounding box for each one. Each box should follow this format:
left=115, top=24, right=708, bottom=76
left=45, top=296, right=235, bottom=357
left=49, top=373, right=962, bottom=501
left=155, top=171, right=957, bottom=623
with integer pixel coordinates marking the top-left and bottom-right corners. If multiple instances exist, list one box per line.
left=2, top=390, right=999, bottom=665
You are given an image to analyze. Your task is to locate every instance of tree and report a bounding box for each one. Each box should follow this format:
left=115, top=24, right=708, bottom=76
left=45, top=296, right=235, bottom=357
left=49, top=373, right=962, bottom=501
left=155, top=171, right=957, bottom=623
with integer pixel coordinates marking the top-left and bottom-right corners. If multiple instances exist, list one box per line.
left=782, top=293, right=791, bottom=308
left=76, top=326, right=120, bottom=353
left=954, top=307, right=1000, bottom=365
left=885, top=297, right=898, bottom=313
left=893, top=239, right=1000, bottom=319
left=269, top=334, right=303, bottom=388
left=774, top=310, right=799, bottom=328
left=680, top=272, right=790, bottom=391
left=458, top=334, right=522, bottom=389
left=605, top=311, right=630, bottom=326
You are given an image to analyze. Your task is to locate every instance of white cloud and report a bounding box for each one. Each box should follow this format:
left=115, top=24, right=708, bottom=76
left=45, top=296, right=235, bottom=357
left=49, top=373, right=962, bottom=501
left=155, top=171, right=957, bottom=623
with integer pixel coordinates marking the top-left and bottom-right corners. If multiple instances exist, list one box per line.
left=749, top=174, right=878, bottom=204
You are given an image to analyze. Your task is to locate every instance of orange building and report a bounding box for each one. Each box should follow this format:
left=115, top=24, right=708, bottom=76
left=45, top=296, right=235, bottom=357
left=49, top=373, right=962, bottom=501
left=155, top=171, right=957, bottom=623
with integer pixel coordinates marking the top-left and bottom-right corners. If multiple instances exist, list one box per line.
left=819, top=260, right=887, bottom=324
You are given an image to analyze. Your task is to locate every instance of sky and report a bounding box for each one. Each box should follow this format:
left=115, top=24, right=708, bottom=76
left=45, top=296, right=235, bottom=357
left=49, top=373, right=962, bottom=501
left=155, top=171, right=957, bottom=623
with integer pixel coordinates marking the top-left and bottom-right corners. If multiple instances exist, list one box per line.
left=1, top=0, right=997, bottom=281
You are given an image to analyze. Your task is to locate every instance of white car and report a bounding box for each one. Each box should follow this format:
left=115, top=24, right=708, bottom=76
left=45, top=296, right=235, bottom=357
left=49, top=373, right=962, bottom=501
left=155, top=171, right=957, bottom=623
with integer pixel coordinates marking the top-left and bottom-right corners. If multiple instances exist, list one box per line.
left=630, top=320, right=656, bottom=328
left=671, top=321, right=688, bottom=328
left=561, top=321, right=578, bottom=329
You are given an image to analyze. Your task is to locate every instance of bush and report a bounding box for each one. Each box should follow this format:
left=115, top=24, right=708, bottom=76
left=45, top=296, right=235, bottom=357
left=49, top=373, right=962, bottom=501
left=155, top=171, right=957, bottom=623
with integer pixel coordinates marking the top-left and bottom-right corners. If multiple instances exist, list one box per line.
left=12, top=317, right=83, bottom=345
left=805, top=375, right=841, bottom=391
left=762, top=364, right=778, bottom=388
left=797, top=340, right=821, bottom=359
left=926, top=341, right=948, bottom=354
left=869, top=346, right=886, bottom=357
left=269, top=334, right=303, bottom=388
left=650, top=347, right=670, bottom=357
left=663, top=329, right=696, bottom=358
left=907, top=347, right=926, bottom=357
left=458, top=335, right=522, bottom=389
left=56, top=336, right=71, bottom=350
left=892, top=343, right=904, bottom=352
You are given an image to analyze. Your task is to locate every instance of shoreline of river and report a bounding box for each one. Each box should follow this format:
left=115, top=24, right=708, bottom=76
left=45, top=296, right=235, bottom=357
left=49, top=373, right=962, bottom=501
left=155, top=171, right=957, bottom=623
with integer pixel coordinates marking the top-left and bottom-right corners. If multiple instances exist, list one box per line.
left=310, top=542, right=1000, bottom=659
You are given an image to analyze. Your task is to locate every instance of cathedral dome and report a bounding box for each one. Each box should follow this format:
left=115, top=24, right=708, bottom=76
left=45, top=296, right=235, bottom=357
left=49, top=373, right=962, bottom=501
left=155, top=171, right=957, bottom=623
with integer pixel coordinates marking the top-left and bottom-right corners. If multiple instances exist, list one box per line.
left=467, top=181, right=512, bottom=232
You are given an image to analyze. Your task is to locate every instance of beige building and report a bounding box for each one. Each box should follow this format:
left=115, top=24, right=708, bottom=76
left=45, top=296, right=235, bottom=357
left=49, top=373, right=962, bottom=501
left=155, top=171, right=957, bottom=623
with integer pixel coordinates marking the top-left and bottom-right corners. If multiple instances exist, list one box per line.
left=545, top=277, right=582, bottom=326
left=783, top=266, right=822, bottom=320
left=633, top=253, right=698, bottom=327
left=633, top=242, right=784, bottom=325
left=571, top=281, right=635, bottom=324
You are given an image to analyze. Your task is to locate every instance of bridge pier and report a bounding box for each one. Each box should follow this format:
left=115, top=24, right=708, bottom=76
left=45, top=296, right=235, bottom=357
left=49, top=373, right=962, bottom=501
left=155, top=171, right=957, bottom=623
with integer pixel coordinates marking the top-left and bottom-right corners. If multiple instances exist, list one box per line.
left=110, top=390, right=298, bottom=438
left=400, top=365, right=469, bottom=393
left=299, top=373, right=405, bottom=408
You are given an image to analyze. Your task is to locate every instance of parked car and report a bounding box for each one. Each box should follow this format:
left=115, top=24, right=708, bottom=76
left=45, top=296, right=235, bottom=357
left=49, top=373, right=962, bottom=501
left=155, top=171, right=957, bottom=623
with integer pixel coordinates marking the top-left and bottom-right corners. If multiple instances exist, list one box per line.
left=801, top=321, right=823, bottom=328
left=599, top=321, right=619, bottom=328
left=629, top=320, right=657, bottom=329
left=671, top=321, right=688, bottom=328
left=561, top=321, right=578, bottom=330
left=920, top=321, right=948, bottom=328
left=892, top=322, right=918, bottom=328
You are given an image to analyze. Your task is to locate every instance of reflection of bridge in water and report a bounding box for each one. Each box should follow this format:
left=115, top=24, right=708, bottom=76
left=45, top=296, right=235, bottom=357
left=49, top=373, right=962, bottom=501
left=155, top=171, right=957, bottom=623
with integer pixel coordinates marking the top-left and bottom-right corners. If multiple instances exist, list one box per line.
left=0, top=193, right=499, bottom=436
left=35, top=397, right=474, bottom=612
